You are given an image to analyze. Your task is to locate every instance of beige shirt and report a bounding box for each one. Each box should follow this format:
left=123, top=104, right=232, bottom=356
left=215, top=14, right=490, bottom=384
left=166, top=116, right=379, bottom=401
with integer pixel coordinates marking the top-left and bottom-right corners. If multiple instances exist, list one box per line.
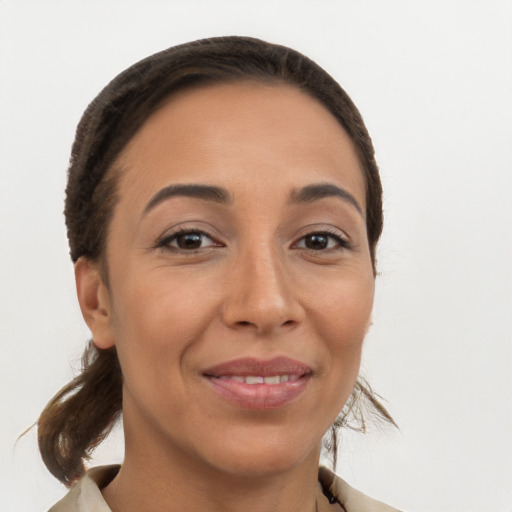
left=48, top=465, right=401, bottom=512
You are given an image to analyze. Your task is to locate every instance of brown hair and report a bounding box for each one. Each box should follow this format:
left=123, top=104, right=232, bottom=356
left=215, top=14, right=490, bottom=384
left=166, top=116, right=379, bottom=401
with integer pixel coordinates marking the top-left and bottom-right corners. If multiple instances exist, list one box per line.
left=38, top=35, right=394, bottom=485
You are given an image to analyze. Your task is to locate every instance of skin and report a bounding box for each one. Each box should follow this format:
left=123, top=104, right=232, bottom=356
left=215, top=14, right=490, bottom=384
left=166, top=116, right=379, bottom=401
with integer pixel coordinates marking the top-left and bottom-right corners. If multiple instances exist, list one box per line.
left=76, top=82, right=375, bottom=512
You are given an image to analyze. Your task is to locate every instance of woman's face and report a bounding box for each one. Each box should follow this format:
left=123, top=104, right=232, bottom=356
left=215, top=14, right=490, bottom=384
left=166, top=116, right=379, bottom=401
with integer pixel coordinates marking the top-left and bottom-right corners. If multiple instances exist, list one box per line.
left=83, top=82, right=375, bottom=476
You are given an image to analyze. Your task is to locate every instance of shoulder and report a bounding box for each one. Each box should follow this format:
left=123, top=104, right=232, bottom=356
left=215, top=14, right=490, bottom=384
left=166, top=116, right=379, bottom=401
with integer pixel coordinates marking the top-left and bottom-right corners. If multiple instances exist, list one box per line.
left=319, top=466, right=403, bottom=512
left=47, top=465, right=119, bottom=512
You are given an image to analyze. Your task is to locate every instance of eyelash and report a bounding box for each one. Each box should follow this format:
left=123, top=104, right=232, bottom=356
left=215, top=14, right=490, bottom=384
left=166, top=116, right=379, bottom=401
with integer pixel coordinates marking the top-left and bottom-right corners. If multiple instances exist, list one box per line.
left=154, top=227, right=351, bottom=253
left=293, top=229, right=351, bottom=252
left=155, top=228, right=221, bottom=252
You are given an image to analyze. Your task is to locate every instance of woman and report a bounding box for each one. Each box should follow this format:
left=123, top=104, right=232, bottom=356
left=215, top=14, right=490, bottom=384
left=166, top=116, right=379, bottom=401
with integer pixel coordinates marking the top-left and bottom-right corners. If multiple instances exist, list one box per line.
left=39, top=36, right=399, bottom=512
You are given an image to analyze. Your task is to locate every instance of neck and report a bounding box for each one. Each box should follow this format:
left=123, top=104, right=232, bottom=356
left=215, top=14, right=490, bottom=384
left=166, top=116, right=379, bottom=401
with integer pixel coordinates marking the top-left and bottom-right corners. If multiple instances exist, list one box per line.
left=102, top=420, right=323, bottom=512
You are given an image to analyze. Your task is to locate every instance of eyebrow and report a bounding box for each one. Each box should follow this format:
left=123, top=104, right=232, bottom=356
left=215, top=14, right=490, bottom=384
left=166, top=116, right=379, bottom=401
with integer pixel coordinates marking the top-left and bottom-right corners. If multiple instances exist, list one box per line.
left=143, top=184, right=231, bottom=215
left=142, top=181, right=362, bottom=217
left=289, top=183, right=363, bottom=216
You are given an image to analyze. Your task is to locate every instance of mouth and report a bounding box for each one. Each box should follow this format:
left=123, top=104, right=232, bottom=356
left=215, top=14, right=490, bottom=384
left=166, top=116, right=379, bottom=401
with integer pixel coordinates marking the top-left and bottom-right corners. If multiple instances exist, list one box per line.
left=202, top=357, right=312, bottom=410
left=213, top=374, right=303, bottom=384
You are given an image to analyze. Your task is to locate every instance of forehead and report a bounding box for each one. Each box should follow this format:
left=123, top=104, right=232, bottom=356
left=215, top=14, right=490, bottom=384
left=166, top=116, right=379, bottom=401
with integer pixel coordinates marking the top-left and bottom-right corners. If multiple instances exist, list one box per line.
left=115, top=81, right=366, bottom=208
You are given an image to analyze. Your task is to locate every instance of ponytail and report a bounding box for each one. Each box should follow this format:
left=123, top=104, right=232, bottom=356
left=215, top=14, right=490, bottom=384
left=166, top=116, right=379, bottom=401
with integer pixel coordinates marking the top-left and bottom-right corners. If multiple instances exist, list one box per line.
left=324, top=376, right=397, bottom=470
left=37, top=342, right=122, bottom=485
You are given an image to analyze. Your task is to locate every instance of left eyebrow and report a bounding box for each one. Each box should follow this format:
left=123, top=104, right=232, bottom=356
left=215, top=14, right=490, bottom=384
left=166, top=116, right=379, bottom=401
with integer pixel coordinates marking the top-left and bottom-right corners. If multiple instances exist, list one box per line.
left=289, top=183, right=363, bottom=216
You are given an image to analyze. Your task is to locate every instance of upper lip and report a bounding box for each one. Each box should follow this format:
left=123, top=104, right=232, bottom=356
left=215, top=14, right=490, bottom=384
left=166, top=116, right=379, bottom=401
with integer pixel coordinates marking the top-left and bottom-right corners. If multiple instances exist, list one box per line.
left=202, top=356, right=312, bottom=378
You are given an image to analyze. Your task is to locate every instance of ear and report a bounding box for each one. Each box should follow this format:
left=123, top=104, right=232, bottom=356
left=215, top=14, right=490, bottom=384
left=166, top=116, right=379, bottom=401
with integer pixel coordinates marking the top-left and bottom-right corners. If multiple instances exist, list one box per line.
left=75, top=257, right=115, bottom=349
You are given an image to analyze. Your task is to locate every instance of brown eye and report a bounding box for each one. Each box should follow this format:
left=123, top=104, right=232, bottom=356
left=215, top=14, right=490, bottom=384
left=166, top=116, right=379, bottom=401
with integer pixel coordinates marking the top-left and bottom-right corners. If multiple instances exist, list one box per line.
left=158, top=230, right=220, bottom=251
left=295, top=231, right=348, bottom=251
left=304, top=234, right=329, bottom=250
left=175, top=232, right=204, bottom=249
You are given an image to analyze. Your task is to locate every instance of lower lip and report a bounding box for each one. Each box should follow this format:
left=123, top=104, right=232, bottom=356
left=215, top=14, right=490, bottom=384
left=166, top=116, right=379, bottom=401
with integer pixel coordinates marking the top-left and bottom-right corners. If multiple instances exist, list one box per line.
left=204, top=375, right=311, bottom=410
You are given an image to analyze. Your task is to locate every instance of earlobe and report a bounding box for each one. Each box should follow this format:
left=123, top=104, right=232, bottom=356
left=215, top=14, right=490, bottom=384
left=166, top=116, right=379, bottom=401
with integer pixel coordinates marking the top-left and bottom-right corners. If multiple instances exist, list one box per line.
left=75, top=257, right=115, bottom=349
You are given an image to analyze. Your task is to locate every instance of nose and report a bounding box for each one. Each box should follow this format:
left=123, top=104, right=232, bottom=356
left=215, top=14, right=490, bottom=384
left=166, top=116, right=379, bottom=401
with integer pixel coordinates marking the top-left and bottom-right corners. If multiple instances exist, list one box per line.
left=221, top=245, right=304, bottom=335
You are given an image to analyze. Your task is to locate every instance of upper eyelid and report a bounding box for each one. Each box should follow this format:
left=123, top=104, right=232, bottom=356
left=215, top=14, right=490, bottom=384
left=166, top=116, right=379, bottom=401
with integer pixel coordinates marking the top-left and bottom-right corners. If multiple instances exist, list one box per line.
left=293, top=231, right=350, bottom=249
left=292, top=225, right=350, bottom=243
left=161, top=229, right=218, bottom=245
left=157, top=222, right=221, bottom=241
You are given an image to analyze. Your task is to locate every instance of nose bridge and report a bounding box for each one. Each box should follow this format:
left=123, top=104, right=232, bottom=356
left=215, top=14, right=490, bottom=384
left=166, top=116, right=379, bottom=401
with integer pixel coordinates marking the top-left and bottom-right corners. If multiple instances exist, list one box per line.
left=222, top=237, right=300, bottom=333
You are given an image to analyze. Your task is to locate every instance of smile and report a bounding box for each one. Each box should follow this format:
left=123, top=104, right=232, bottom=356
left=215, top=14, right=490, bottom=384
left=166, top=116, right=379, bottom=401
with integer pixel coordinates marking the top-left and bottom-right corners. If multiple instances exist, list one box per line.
left=202, top=357, right=312, bottom=409
left=214, top=374, right=301, bottom=384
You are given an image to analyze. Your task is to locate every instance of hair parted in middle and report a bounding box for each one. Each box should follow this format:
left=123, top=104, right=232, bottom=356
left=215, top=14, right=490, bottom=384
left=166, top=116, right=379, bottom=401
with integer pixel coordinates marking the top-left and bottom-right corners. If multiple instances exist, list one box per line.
left=37, top=35, right=395, bottom=486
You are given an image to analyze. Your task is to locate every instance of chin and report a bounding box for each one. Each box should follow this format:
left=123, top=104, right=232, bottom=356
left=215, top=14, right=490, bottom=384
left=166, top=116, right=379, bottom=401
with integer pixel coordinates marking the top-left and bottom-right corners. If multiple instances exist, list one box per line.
left=200, top=427, right=322, bottom=479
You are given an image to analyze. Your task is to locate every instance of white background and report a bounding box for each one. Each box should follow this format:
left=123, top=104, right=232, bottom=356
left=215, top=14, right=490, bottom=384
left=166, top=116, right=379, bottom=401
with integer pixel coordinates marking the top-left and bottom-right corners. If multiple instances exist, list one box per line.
left=1, top=1, right=511, bottom=511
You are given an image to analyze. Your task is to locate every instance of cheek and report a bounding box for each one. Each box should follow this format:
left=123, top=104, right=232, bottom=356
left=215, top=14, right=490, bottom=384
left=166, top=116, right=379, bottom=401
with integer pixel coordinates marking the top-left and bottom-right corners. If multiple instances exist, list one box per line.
left=111, top=269, right=214, bottom=341
left=306, top=268, right=374, bottom=371
left=107, top=270, right=219, bottom=391
left=310, top=265, right=374, bottom=329
left=106, top=271, right=221, bottom=428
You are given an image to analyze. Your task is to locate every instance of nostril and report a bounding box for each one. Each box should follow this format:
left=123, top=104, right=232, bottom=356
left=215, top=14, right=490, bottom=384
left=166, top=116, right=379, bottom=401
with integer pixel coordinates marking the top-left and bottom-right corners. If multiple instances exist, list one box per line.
left=234, top=319, right=296, bottom=329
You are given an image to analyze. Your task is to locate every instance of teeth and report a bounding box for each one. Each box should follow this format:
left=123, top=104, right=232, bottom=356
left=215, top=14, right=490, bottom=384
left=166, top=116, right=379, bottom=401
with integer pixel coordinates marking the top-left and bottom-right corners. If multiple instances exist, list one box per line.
left=217, top=375, right=299, bottom=384
left=245, top=376, right=264, bottom=384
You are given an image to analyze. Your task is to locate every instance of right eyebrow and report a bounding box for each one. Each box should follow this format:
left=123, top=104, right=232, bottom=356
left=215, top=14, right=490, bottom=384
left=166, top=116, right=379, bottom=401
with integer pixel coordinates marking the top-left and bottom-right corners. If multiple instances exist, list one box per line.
left=142, top=183, right=232, bottom=217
